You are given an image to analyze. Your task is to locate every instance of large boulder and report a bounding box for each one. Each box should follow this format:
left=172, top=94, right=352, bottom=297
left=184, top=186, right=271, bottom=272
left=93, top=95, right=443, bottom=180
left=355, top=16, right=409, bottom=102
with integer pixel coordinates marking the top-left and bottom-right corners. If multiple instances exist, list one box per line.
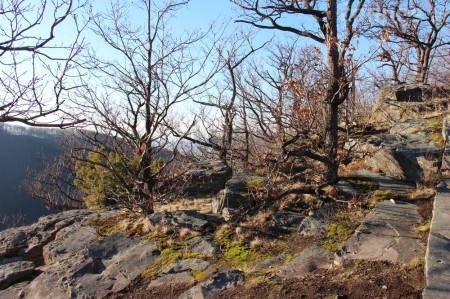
left=372, top=83, right=448, bottom=126
left=212, top=170, right=263, bottom=221
left=0, top=210, right=94, bottom=261
left=364, top=118, right=442, bottom=183
left=184, top=160, right=232, bottom=197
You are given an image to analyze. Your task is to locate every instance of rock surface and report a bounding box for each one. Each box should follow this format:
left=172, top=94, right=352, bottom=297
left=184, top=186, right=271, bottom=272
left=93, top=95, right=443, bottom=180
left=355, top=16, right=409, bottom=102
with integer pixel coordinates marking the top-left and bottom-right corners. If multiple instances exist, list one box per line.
left=148, top=210, right=219, bottom=231
left=273, top=210, right=304, bottom=231
left=339, top=169, right=416, bottom=194
left=364, top=118, right=441, bottom=183
left=423, top=179, right=450, bottom=298
left=19, top=233, right=160, bottom=299
left=338, top=200, right=424, bottom=264
left=183, top=236, right=220, bottom=256
left=372, top=83, right=448, bottom=125
left=212, top=170, right=262, bottom=220
left=179, top=269, right=245, bottom=299
left=0, top=210, right=94, bottom=261
left=276, top=245, right=333, bottom=278
left=184, top=160, right=232, bottom=197
left=0, top=261, right=34, bottom=290
left=149, top=258, right=213, bottom=288
left=298, top=205, right=330, bottom=237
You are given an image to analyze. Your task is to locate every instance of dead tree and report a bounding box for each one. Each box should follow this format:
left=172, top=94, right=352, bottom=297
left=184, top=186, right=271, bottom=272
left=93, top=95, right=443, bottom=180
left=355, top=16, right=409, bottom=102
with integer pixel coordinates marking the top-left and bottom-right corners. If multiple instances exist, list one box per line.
left=0, top=0, right=88, bottom=128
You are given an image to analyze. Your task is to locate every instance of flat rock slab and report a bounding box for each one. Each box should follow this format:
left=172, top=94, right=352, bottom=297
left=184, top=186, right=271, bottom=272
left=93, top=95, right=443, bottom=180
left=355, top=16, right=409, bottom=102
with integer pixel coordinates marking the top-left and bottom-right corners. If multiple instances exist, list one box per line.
left=423, top=180, right=450, bottom=298
left=340, top=200, right=424, bottom=264
left=276, top=245, right=333, bottom=278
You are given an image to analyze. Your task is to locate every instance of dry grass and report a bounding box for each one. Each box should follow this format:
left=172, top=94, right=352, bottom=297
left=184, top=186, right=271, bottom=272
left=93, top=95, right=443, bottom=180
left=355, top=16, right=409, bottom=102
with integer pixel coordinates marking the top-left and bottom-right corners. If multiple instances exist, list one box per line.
left=339, top=158, right=366, bottom=177
left=155, top=197, right=213, bottom=214
left=250, top=237, right=264, bottom=249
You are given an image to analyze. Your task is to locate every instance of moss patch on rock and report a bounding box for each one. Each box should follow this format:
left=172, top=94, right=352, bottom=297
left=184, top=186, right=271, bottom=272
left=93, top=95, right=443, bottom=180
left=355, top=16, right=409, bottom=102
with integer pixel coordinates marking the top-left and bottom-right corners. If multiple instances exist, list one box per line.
left=323, top=222, right=354, bottom=252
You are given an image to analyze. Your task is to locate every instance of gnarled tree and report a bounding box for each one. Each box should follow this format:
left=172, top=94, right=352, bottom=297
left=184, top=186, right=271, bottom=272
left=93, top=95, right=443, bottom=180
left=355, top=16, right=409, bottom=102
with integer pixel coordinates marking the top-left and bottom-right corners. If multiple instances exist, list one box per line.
left=230, top=0, right=366, bottom=183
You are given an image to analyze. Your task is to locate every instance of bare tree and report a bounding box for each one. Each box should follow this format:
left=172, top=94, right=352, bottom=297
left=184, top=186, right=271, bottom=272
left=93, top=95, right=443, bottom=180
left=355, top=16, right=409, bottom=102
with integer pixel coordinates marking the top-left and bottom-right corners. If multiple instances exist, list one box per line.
left=368, top=0, right=450, bottom=84
left=175, top=34, right=265, bottom=168
left=230, top=0, right=367, bottom=183
left=25, top=134, right=85, bottom=210
left=71, top=0, right=219, bottom=214
left=0, top=0, right=89, bottom=128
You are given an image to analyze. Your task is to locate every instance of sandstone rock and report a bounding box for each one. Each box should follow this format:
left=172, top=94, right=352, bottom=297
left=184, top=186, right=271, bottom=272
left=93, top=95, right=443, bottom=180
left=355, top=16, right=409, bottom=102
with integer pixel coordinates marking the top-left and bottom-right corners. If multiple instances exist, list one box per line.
left=340, top=169, right=415, bottom=194
left=337, top=200, right=424, bottom=265
left=298, top=205, right=330, bottom=237
left=178, top=269, right=245, bottom=299
left=298, top=216, right=329, bottom=237
left=212, top=170, right=262, bottom=219
left=19, top=233, right=160, bottom=299
left=364, top=119, right=441, bottom=183
left=184, top=160, right=232, bottom=197
left=0, top=261, right=34, bottom=290
left=183, top=237, right=220, bottom=256
left=149, top=258, right=213, bottom=288
left=372, top=84, right=448, bottom=126
left=273, top=210, right=304, bottom=230
left=42, top=224, right=97, bottom=264
left=253, top=253, right=288, bottom=272
left=148, top=210, right=218, bottom=231
left=276, top=245, right=333, bottom=278
left=0, top=281, right=29, bottom=299
left=0, top=210, right=93, bottom=261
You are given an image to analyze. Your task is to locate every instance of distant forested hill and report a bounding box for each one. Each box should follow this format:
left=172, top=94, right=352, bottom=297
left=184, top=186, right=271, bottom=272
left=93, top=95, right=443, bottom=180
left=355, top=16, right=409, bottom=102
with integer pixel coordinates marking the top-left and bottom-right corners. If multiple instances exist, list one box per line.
left=0, top=124, right=62, bottom=230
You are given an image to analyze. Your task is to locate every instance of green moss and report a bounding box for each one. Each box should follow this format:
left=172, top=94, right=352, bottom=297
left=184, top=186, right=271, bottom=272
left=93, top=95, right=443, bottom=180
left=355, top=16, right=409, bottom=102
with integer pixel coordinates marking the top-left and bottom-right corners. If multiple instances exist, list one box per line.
left=247, top=178, right=263, bottom=189
left=372, top=190, right=394, bottom=202
left=323, top=222, right=354, bottom=252
left=284, top=253, right=294, bottom=264
left=429, top=133, right=444, bottom=148
left=192, top=270, right=210, bottom=282
left=141, top=246, right=209, bottom=279
left=246, top=274, right=273, bottom=285
left=222, top=240, right=272, bottom=270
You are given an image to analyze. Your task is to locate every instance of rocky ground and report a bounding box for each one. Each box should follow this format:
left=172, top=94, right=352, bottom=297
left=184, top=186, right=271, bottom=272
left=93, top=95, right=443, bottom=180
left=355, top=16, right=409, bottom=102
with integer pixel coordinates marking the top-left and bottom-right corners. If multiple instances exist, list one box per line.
left=0, top=84, right=447, bottom=298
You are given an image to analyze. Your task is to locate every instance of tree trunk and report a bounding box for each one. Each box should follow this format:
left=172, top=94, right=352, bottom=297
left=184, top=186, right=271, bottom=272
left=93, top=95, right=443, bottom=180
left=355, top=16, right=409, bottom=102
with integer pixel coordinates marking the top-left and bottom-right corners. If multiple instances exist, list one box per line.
left=323, top=0, right=340, bottom=184
left=323, top=102, right=339, bottom=183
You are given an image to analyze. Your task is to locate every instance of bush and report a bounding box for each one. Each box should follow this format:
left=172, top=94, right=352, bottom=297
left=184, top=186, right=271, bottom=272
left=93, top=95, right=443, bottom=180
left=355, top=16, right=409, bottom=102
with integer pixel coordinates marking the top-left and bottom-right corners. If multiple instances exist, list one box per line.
left=74, top=149, right=139, bottom=208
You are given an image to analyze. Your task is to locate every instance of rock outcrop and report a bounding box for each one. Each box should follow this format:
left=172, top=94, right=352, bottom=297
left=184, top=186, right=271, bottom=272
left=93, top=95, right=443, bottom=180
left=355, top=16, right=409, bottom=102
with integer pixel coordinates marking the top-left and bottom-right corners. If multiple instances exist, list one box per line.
left=184, top=160, right=232, bottom=197
left=372, top=83, right=448, bottom=126
left=362, top=118, right=442, bottom=183
left=212, top=170, right=263, bottom=221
